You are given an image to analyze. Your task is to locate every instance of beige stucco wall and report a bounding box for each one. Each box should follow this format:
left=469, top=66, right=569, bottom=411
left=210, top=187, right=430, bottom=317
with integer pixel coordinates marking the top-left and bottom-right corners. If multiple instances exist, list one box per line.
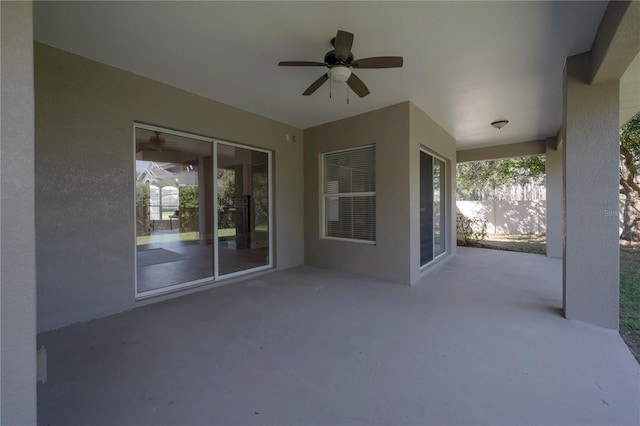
left=303, top=102, right=456, bottom=285
left=457, top=139, right=547, bottom=163
left=1, top=2, right=37, bottom=423
left=563, top=53, right=620, bottom=330
left=303, top=102, right=412, bottom=284
left=409, top=103, right=457, bottom=284
left=546, top=142, right=564, bottom=258
left=35, top=43, right=304, bottom=332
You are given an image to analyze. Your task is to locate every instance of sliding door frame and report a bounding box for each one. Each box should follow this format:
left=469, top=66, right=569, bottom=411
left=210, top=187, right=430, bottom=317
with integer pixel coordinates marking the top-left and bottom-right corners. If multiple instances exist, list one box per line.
left=213, top=140, right=273, bottom=280
left=133, top=123, right=273, bottom=299
left=419, top=147, right=448, bottom=269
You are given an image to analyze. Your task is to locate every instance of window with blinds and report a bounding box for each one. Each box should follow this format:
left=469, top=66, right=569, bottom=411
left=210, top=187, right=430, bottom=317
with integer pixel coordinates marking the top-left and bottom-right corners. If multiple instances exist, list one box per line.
left=322, top=145, right=376, bottom=243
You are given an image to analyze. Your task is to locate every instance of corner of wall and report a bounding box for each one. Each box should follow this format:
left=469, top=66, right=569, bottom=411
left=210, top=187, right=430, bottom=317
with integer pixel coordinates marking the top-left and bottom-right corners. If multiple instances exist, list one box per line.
left=1, top=1, right=37, bottom=423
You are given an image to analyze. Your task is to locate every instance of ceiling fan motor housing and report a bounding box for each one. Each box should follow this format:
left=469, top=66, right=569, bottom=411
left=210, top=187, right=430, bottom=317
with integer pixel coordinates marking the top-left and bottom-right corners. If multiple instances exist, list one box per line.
left=324, top=50, right=354, bottom=67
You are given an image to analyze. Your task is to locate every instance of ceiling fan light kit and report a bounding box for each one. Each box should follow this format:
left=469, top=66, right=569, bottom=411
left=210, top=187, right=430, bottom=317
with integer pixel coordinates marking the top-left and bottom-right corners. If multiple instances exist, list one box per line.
left=491, top=120, right=509, bottom=129
left=329, top=66, right=351, bottom=83
left=279, top=29, right=403, bottom=100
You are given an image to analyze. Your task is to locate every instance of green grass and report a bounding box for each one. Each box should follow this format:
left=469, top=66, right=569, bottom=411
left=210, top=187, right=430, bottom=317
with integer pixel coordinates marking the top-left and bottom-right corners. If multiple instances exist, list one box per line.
left=218, top=228, right=236, bottom=238
left=620, top=244, right=640, bottom=362
left=137, top=231, right=200, bottom=245
left=458, top=235, right=640, bottom=362
left=136, top=228, right=236, bottom=245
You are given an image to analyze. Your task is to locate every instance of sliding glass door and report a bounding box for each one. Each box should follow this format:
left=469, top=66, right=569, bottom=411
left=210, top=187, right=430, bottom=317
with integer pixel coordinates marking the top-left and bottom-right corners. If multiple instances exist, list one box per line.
left=420, top=149, right=447, bottom=266
left=215, top=142, right=271, bottom=277
left=433, top=157, right=446, bottom=258
left=135, top=124, right=271, bottom=297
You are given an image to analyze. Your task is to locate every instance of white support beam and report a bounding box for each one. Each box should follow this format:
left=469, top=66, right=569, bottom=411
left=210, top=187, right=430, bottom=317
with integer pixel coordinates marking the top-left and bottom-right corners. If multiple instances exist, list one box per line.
left=590, top=1, right=640, bottom=84
left=563, top=54, right=620, bottom=329
left=456, top=139, right=548, bottom=163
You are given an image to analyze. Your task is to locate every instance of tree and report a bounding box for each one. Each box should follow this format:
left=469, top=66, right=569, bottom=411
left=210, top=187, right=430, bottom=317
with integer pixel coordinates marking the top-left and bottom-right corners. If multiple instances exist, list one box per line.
left=620, top=112, right=640, bottom=242
left=135, top=184, right=150, bottom=236
left=217, top=168, right=236, bottom=230
left=178, top=186, right=199, bottom=233
left=456, top=156, right=546, bottom=201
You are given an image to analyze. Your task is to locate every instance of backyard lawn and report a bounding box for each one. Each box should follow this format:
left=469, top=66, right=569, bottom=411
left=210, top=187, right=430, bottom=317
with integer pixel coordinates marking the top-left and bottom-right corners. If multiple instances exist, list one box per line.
left=620, top=244, right=640, bottom=362
left=459, top=234, right=640, bottom=362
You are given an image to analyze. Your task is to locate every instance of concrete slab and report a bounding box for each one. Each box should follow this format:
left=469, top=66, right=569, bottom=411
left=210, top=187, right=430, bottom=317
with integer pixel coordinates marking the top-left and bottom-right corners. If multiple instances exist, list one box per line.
left=37, top=248, right=639, bottom=425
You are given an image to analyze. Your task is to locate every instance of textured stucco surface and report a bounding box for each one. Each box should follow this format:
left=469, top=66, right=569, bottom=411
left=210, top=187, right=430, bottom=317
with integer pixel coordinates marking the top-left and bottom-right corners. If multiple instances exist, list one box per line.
left=545, top=142, right=564, bottom=259
left=408, top=102, right=457, bottom=284
left=303, top=102, right=456, bottom=285
left=35, top=43, right=304, bottom=332
left=457, top=139, right=547, bottom=163
left=1, top=1, right=37, bottom=423
left=563, top=55, right=620, bottom=329
left=303, top=103, right=412, bottom=285
left=589, top=1, right=640, bottom=84
left=37, top=248, right=640, bottom=426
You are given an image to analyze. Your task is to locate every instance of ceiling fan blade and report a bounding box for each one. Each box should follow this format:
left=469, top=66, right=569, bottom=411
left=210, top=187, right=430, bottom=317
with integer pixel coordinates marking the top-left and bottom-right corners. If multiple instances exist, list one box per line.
left=279, top=61, right=327, bottom=67
left=303, top=74, right=329, bottom=96
left=334, top=30, right=354, bottom=62
left=138, top=142, right=163, bottom=152
left=347, top=73, right=370, bottom=98
left=352, top=56, right=404, bottom=69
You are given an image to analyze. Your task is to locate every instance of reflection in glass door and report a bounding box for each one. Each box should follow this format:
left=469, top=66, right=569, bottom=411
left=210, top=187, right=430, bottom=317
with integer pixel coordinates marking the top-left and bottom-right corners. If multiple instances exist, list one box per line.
left=216, top=143, right=271, bottom=277
left=433, top=157, right=446, bottom=257
left=420, top=149, right=446, bottom=267
left=135, top=127, right=214, bottom=295
left=135, top=124, right=272, bottom=297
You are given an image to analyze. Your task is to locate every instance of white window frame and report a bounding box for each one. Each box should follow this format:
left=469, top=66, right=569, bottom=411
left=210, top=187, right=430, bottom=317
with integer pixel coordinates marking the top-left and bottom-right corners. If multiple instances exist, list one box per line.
left=320, top=145, right=376, bottom=245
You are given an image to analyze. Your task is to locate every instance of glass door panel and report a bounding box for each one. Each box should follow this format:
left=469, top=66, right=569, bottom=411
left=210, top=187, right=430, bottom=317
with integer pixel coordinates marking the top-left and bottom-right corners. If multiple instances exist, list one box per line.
left=433, top=157, right=446, bottom=257
left=135, top=127, right=214, bottom=295
left=216, top=143, right=270, bottom=276
left=420, top=150, right=447, bottom=266
left=420, top=152, right=434, bottom=265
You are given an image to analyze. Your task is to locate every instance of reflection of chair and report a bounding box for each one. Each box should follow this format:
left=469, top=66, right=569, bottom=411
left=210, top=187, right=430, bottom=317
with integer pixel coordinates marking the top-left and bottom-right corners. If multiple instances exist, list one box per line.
left=233, top=196, right=251, bottom=249
left=169, top=210, right=179, bottom=230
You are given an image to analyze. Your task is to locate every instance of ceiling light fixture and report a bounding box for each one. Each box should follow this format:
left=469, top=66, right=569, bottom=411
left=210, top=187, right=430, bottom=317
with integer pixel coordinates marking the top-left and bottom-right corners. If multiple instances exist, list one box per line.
left=491, top=120, right=509, bottom=130
left=328, top=66, right=352, bottom=83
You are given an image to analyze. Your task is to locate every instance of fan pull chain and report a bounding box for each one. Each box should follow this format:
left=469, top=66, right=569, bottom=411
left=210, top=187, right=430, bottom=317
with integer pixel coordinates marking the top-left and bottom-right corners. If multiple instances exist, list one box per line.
left=329, top=78, right=332, bottom=99
left=346, top=85, right=350, bottom=104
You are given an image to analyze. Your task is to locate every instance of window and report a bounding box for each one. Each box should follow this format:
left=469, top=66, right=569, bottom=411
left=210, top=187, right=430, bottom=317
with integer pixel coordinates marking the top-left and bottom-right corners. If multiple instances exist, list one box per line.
left=322, top=145, right=376, bottom=243
left=420, top=149, right=447, bottom=266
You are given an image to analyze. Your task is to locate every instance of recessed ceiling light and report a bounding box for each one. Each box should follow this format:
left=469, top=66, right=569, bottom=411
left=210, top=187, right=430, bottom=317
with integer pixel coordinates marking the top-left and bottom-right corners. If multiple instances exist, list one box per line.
left=491, top=120, right=509, bottom=129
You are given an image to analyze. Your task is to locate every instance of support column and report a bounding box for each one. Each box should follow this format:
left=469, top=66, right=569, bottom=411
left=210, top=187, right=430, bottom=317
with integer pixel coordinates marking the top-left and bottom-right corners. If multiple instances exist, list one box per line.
left=545, top=142, right=563, bottom=259
left=0, top=1, right=37, bottom=423
left=563, top=53, right=620, bottom=329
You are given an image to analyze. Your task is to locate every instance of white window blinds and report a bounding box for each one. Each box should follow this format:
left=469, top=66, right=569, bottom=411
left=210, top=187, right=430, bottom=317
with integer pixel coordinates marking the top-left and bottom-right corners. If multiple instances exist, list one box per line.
left=322, top=146, right=376, bottom=242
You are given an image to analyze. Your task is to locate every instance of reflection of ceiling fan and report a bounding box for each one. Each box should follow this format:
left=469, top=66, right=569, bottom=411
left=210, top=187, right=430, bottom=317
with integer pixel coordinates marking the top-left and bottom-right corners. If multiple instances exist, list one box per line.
left=148, top=131, right=165, bottom=151
left=138, top=131, right=167, bottom=152
left=279, top=29, right=403, bottom=98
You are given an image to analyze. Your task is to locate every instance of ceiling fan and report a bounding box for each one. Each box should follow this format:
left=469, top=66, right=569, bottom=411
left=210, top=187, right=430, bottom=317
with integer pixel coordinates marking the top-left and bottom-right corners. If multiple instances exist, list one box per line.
left=279, top=29, right=403, bottom=98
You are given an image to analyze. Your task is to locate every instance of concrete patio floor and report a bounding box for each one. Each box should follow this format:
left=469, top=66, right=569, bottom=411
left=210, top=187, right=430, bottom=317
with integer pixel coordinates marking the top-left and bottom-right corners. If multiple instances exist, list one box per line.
left=37, top=248, right=639, bottom=426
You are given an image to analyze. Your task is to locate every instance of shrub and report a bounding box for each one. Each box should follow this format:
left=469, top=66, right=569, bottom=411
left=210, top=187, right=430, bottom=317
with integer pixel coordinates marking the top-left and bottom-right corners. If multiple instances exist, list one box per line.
left=456, top=213, right=488, bottom=243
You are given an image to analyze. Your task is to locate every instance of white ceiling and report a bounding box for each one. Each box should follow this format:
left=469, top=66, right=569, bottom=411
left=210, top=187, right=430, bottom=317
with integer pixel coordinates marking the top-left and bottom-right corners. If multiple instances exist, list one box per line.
left=33, top=1, right=609, bottom=150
